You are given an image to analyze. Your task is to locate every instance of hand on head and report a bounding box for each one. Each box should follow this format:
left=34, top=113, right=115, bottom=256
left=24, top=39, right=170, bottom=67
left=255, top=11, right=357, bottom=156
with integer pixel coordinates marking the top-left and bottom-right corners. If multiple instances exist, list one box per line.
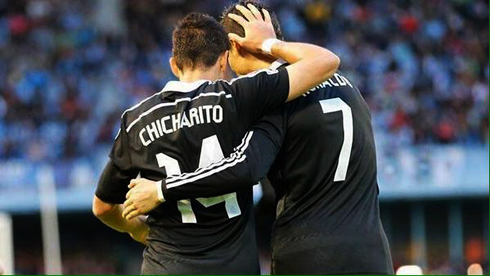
left=227, top=4, right=277, bottom=54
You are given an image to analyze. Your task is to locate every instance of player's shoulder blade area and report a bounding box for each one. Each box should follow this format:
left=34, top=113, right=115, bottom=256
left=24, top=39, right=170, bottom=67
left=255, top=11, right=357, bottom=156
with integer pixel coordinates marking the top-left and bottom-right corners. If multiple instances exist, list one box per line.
left=302, top=70, right=356, bottom=98
left=121, top=79, right=230, bottom=132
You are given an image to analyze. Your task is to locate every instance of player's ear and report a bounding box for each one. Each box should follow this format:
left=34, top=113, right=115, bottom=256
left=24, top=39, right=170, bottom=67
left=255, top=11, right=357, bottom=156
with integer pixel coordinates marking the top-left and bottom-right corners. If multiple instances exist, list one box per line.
left=233, top=41, right=249, bottom=58
left=169, top=57, right=181, bottom=79
left=229, top=40, right=240, bottom=55
left=219, top=51, right=229, bottom=72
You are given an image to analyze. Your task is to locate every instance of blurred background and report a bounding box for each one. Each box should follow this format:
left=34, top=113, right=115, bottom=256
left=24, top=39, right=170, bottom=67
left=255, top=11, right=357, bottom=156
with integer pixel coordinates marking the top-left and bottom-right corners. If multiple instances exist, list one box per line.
left=0, top=0, right=488, bottom=274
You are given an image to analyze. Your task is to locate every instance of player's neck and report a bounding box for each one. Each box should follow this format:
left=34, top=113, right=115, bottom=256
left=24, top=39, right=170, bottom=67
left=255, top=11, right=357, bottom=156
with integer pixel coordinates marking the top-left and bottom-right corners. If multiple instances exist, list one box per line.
left=241, top=57, right=275, bottom=75
left=179, top=67, right=222, bottom=83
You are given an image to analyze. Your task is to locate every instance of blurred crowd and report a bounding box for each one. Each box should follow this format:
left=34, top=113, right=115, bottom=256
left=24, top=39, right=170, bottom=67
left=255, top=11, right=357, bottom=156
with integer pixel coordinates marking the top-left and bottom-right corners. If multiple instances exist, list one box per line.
left=0, top=1, right=488, bottom=275
left=0, top=0, right=488, bottom=162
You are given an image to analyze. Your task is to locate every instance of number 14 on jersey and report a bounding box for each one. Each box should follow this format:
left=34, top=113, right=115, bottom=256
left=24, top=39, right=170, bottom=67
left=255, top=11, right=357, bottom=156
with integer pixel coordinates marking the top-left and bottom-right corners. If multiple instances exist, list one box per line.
left=155, top=135, right=241, bottom=223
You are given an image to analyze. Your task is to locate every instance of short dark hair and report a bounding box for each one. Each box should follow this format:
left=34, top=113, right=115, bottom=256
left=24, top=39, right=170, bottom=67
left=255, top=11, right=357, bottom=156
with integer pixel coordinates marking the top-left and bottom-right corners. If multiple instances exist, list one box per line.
left=172, top=12, right=230, bottom=70
left=221, top=0, right=283, bottom=40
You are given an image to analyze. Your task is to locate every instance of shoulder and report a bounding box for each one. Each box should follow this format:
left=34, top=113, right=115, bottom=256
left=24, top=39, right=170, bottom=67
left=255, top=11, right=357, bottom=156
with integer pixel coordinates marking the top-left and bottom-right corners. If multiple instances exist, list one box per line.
left=119, top=90, right=165, bottom=132
left=213, top=67, right=283, bottom=88
left=120, top=80, right=214, bottom=131
left=303, top=71, right=356, bottom=96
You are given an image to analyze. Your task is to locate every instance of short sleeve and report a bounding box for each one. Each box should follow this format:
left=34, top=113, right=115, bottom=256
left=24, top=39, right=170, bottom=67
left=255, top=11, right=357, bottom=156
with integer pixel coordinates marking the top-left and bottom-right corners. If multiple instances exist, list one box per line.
left=95, top=118, right=138, bottom=204
left=95, top=160, right=134, bottom=204
left=227, top=67, right=289, bottom=128
left=109, top=121, right=133, bottom=171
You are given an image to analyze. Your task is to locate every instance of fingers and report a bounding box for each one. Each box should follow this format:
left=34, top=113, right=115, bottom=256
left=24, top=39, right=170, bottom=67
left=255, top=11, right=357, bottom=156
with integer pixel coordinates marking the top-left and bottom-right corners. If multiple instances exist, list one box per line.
left=227, top=13, right=248, bottom=28
left=128, top=179, right=138, bottom=189
left=129, top=178, right=142, bottom=188
left=123, top=199, right=132, bottom=209
left=122, top=203, right=134, bottom=218
left=262, top=9, right=272, bottom=23
left=235, top=5, right=256, bottom=22
left=126, top=189, right=131, bottom=199
left=122, top=202, right=141, bottom=220
left=247, top=4, right=263, bottom=20
left=228, top=33, right=245, bottom=45
left=125, top=209, right=141, bottom=220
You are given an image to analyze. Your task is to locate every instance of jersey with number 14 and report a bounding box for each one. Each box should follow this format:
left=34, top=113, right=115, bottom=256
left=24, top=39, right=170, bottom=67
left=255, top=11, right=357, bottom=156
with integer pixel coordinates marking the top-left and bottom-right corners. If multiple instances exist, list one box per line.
left=95, top=67, right=289, bottom=274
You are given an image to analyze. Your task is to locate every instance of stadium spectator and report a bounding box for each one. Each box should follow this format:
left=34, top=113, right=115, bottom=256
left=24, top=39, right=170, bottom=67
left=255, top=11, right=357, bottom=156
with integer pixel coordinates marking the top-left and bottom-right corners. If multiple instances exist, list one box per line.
left=0, top=0, right=488, bottom=161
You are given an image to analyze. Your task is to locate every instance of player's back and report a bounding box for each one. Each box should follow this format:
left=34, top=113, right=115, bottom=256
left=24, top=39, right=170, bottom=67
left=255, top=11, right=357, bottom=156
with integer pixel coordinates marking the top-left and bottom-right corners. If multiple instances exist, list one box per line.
left=269, top=71, right=393, bottom=274
left=122, top=80, right=257, bottom=274
left=97, top=64, right=290, bottom=274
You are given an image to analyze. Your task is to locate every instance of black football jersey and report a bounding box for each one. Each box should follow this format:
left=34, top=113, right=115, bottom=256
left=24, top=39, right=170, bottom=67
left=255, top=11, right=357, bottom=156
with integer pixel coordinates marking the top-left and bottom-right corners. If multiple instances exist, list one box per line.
left=267, top=69, right=393, bottom=275
left=95, top=67, right=289, bottom=274
left=159, top=63, right=393, bottom=274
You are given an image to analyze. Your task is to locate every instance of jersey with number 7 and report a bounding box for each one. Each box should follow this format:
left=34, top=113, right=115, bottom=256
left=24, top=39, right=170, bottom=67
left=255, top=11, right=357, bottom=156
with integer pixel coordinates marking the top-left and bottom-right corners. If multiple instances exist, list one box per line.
left=95, top=67, right=289, bottom=274
left=159, top=66, right=394, bottom=274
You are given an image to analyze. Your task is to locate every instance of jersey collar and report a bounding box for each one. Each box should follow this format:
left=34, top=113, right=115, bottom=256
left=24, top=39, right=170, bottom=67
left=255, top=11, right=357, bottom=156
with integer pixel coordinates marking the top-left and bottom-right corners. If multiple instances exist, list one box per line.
left=161, top=79, right=210, bottom=93
left=161, top=60, right=285, bottom=93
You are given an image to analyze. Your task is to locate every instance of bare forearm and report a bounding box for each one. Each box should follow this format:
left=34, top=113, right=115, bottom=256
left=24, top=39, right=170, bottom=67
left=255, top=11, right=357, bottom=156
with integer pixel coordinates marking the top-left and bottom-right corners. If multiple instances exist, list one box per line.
left=97, top=204, right=142, bottom=233
left=93, top=196, right=149, bottom=245
left=272, top=41, right=338, bottom=71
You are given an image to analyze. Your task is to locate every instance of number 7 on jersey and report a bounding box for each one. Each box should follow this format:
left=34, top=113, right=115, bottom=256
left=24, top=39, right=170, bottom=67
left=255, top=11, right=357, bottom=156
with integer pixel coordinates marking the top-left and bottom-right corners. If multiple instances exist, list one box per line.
left=319, top=98, right=353, bottom=182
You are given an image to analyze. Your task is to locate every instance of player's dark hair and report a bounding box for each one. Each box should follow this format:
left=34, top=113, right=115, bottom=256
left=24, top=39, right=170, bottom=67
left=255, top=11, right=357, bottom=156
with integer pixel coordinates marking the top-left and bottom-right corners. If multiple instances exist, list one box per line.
left=221, top=0, right=283, bottom=40
left=172, top=12, right=230, bottom=70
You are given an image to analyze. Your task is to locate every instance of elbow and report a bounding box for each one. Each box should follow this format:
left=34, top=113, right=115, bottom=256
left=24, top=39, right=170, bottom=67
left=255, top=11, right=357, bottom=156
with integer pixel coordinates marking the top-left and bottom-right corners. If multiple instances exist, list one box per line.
left=320, top=52, right=340, bottom=78
left=332, top=54, right=341, bottom=71
left=327, top=53, right=341, bottom=73
left=92, top=196, right=115, bottom=218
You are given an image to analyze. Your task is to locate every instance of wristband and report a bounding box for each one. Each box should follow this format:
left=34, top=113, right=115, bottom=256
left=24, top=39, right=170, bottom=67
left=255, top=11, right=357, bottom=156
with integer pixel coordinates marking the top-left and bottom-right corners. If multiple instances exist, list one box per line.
left=155, top=180, right=165, bottom=203
left=261, top=38, right=280, bottom=55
